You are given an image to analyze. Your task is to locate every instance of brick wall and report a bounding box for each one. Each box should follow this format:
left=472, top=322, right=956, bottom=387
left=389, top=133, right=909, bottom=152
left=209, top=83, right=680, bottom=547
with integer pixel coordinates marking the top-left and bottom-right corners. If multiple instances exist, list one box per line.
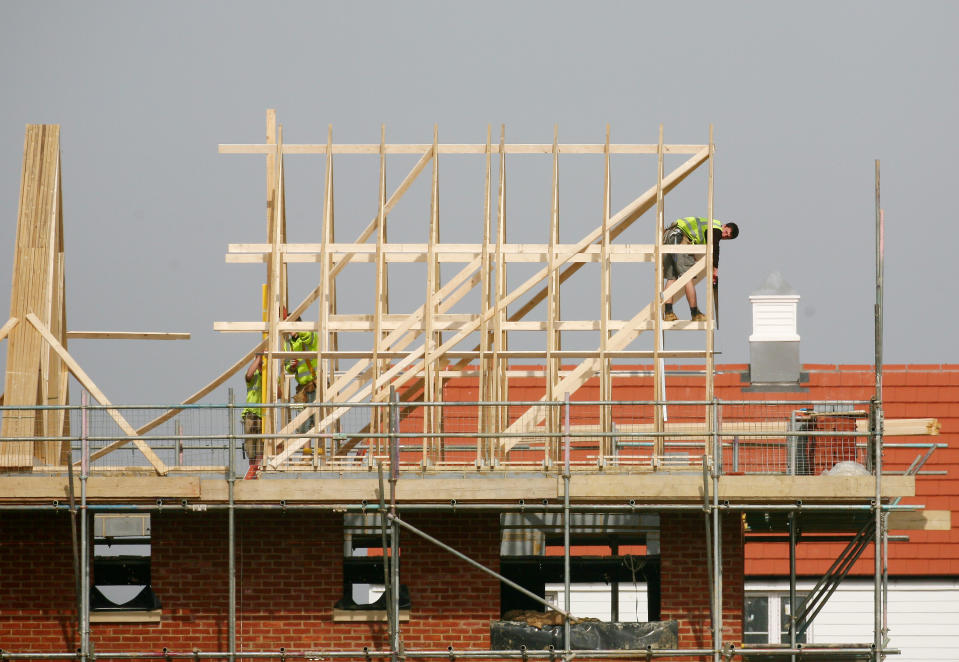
left=661, top=512, right=744, bottom=656
left=0, top=510, right=500, bottom=655
left=2, top=508, right=742, bottom=657
left=0, top=512, right=78, bottom=650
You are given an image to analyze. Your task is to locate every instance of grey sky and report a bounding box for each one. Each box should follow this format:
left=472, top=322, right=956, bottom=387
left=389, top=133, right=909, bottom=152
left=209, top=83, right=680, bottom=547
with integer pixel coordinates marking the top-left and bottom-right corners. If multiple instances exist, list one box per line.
left=1, top=1, right=956, bottom=404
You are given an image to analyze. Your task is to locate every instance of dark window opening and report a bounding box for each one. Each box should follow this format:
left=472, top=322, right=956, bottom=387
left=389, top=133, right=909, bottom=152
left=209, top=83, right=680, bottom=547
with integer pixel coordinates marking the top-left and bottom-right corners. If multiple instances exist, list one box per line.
left=91, top=514, right=160, bottom=612
left=337, top=515, right=409, bottom=611
left=499, top=513, right=660, bottom=621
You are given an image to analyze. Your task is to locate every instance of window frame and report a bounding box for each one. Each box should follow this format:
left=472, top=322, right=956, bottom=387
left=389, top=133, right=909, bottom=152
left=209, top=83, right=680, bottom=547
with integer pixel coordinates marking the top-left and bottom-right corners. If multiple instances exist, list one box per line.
left=335, top=514, right=409, bottom=622
left=744, top=591, right=813, bottom=645
left=89, top=513, right=161, bottom=623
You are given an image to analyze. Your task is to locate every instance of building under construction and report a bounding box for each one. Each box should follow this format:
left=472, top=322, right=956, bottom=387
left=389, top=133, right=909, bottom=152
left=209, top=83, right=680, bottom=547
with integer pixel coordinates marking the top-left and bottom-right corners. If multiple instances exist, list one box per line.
left=0, top=114, right=949, bottom=662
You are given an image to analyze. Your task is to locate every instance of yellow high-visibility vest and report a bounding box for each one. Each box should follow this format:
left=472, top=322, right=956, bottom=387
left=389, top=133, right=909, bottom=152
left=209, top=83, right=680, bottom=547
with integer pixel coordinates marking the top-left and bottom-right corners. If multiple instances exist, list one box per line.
left=675, top=217, right=722, bottom=245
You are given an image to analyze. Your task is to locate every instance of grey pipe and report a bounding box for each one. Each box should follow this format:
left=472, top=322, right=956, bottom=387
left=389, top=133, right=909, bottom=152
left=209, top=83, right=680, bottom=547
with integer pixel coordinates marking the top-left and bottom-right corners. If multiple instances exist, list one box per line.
left=702, top=457, right=715, bottom=657
left=873, top=159, right=884, bottom=662
left=562, top=394, right=571, bottom=656
left=390, top=389, right=401, bottom=662
left=227, top=389, right=237, bottom=662
left=377, top=463, right=395, bottom=660
left=0, top=502, right=921, bottom=514
left=711, top=399, right=722, bottom=662
left=0, top=646, right=903, bottom=660
left=386, top=512, right=570, bottom=619
left=789, top=512, right=797, bottom=662
left=79, top=392, right=90, bottom=662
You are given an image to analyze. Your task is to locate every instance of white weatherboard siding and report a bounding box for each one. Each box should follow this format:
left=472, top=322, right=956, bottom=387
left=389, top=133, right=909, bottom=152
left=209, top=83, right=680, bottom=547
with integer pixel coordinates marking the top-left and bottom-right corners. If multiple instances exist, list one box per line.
left=543, top=579, right=959, bottom=660
left=748, top=579, right=959, bottom=662
left=545, top=582, right=648, bottom=622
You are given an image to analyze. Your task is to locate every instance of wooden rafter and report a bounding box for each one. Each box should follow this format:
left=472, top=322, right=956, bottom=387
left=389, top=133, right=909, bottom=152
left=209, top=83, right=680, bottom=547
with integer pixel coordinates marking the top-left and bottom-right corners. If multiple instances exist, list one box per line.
left=25, top=314, right=168, bottom=475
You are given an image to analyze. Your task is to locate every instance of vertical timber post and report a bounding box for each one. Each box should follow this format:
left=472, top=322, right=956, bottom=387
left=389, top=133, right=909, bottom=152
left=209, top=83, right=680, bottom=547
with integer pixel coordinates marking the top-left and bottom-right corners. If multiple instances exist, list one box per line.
left=652, top=125, right=665, bottom=467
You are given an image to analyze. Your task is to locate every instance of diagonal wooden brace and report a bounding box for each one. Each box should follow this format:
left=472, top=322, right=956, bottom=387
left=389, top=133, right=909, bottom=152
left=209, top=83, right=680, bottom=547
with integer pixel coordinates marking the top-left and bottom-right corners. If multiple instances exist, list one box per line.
left=499, top=256, right=709, bottom=449
left=25, top=313, right=169, bottom=475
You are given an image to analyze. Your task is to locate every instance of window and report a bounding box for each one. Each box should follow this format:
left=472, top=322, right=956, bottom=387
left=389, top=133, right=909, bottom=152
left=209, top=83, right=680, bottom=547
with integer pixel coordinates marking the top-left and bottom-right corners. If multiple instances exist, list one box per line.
left=335, top=514, right=409, bottom=621
left=91, top=514, right=161, bottom=622
left=500, top=513, right=660, bottom=621
left=744, top=593, right=810, bottom=645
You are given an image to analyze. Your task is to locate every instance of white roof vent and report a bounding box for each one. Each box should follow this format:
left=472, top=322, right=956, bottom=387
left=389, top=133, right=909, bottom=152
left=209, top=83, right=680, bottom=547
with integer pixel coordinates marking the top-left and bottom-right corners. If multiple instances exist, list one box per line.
left=749, top=271, right=800, bottom=342
left=748, top=272, right=801, bottom=385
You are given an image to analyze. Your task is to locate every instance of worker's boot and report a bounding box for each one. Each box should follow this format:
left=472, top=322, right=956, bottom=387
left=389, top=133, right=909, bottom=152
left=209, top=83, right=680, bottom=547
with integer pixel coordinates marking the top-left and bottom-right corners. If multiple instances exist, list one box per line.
left=663, top=305, right=677, bottom=322
left=690, top=307, right=706, bottom=322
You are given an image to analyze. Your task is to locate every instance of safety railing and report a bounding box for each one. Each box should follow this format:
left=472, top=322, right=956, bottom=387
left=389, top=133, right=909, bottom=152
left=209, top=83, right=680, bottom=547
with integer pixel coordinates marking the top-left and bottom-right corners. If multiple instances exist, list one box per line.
left=0, top=397, right=919, bottom=479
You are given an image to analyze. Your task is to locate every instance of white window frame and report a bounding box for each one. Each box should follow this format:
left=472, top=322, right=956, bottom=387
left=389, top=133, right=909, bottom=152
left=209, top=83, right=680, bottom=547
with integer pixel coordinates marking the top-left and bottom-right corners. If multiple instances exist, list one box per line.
left=745, top=591, right=813, bottom=645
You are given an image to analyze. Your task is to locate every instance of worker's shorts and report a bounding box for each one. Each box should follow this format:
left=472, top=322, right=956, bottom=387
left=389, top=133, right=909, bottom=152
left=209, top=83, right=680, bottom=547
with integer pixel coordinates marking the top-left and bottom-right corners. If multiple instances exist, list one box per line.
left=242, top=414, right=263, bottom=460
left=662, top=226, right=696, bottom=281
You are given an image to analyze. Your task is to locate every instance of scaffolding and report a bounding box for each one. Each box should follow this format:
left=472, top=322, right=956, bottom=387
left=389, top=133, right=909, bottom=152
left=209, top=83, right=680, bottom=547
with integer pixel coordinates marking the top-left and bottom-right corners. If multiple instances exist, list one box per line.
left=1, top=393, right=938, bottom=661
left=0, top=119, right=941, bottom=662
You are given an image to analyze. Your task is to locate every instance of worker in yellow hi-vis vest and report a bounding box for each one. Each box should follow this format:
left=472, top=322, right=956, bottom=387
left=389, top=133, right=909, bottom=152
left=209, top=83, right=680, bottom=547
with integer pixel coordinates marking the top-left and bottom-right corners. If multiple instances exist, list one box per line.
left=662, top=217, right=739, bottom=322
left=241, top=355, right=263, bottom=461
left=284, top=317, right=319, bottom=437
left=284, top=320, right=318, bottom=403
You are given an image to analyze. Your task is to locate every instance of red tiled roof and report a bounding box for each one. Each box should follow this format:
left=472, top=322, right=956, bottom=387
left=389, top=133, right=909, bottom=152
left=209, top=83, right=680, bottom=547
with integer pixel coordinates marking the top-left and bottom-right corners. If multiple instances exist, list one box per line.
left=441, top=363, right=958, bottom=577
left=734, top=364, right=958, bottom=577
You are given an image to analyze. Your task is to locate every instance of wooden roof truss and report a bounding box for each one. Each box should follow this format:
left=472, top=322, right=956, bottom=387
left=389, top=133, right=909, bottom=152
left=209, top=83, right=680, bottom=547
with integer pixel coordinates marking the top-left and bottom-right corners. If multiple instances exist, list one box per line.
left=216, top=111, right=719, bottom=470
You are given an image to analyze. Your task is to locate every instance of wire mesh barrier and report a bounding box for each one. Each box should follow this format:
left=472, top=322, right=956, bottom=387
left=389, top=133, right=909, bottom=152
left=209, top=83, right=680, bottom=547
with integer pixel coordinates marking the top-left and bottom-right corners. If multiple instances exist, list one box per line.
left=0, top=398, right=876, bottom=477
left=716, top=401, right=872, bottom=475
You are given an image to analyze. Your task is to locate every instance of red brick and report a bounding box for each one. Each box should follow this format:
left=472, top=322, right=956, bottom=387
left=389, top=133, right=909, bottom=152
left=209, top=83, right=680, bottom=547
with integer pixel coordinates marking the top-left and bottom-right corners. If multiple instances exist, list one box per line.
left=661, top=513, right=743, bottom=649
left=0, top=511, right=501, bottom=653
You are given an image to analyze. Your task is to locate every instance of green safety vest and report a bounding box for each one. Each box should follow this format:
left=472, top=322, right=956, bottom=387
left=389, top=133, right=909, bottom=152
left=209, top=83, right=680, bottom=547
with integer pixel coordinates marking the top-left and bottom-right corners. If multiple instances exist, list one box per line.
left=242, top=368, right=262, bottom=417
left=675, top=217, right=722, bottom=245
left=286, top=332, right=318, bottom=386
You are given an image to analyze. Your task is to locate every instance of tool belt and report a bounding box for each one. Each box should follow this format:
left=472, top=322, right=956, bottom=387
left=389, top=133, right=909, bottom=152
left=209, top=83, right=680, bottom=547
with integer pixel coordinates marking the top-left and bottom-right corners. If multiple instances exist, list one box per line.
left=664, top=224, right=691, bottom=245
left=293, top=380, right=317, bottom=403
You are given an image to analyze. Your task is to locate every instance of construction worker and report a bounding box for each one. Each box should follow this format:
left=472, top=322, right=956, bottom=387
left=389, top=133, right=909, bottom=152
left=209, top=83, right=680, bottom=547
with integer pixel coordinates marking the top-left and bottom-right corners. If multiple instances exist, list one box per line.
left=282, top=319, right=320, bottom=441
left=284, top=320, right=319, bottom=403
left=662, top=217, right=739, bottom=321
left=241, top=355, right=263, bottom=461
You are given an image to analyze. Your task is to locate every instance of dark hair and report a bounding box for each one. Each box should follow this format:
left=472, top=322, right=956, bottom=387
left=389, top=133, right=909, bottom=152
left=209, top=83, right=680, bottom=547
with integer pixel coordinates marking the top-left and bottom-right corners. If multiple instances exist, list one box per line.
left=724, top=222, right=739, bottom=239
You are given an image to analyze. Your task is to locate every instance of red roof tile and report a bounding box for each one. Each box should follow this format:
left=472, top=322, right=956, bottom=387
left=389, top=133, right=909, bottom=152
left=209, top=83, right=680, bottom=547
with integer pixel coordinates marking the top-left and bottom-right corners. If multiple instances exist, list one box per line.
left=738, top=364, right=958, bottom=577
left=445, top=362, right=959, bottom=577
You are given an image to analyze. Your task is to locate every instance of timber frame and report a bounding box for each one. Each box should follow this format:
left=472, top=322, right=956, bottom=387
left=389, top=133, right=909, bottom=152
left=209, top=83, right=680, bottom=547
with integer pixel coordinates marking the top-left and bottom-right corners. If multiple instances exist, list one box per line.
left=215, top=111, right=719, bottom=471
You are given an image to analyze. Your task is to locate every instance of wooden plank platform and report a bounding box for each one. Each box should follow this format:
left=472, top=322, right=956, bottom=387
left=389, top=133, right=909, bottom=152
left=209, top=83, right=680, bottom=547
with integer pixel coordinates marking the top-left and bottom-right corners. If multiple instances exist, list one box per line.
left=0, top=473, right=915, bottom=505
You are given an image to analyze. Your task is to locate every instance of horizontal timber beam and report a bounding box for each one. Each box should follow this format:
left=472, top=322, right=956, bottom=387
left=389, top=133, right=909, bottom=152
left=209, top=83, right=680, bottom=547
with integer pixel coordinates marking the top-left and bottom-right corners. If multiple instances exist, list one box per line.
left=219, top=143, right=708, bottom=155
left=226, top=242, right=702, bottom=264
left=66, top=331, right=191, bottom=340
left=247, top=349, right=711, bottom=360
left=214, top=320, right=709, bottom=333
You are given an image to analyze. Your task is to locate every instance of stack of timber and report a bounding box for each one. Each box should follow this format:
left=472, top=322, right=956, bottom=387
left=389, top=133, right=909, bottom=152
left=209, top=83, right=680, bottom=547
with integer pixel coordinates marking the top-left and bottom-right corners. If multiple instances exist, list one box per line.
left=1, top=125, right=68, bottom=469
